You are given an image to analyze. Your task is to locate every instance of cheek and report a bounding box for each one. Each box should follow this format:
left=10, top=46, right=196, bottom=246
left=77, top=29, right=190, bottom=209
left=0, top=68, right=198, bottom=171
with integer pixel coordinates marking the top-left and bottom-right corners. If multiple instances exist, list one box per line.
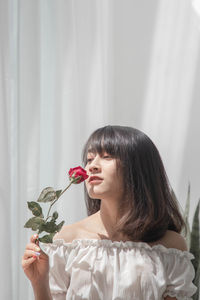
left=109, top=164, right=121, bottom=179
left=84, top=165, right=89, bottom=172
left=84, top=180, right=90, bottom=191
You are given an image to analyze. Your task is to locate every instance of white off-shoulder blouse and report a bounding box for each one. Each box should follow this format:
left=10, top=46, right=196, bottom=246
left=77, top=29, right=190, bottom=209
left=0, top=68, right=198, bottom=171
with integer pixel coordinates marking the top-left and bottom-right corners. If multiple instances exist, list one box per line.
left=41, top=239, right=197, bottom=300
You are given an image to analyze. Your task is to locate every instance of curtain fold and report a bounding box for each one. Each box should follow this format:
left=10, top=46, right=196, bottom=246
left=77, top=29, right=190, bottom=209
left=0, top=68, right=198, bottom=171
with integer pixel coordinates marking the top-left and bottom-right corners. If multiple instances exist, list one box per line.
left=13, top=1, right=115, bottom=299
left=0, top=0, right=18, bottom=298
left=141, top=0, right=200, bottom=199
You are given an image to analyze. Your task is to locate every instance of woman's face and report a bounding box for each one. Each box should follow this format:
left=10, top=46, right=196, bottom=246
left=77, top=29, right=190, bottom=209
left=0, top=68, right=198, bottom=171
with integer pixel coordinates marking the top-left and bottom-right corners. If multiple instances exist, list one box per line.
left=84, top=151, right=124, bottom=201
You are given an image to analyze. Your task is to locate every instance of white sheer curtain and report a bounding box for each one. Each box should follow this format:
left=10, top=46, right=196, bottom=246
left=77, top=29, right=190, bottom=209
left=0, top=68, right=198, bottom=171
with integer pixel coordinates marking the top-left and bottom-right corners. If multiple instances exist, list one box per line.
left=192, top=0, right=200, bottom=18
left=0, top=1, right=13, bottom=298
left=141, top=0, right=200, bottom=214
left=1, top=0, right=200, bottom=299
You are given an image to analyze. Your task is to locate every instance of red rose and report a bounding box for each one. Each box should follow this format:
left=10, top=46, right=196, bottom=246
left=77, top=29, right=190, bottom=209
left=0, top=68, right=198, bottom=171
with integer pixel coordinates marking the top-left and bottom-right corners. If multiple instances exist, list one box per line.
left=68, top=166, right=88, bottom=184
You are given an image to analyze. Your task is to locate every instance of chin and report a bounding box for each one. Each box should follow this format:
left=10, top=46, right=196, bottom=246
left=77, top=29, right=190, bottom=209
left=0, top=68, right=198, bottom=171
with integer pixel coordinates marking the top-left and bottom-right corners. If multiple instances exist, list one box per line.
left=88, top=192, right=102, bottom=199
left=86, top=185, right=109, bottom=199
left=88, top=189, right=105, bottom=199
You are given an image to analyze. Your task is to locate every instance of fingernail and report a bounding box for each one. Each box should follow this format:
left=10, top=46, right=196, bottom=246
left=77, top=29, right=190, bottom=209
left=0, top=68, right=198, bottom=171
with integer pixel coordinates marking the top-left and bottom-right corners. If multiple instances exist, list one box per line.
left=33, top=255, right=37, bottom=259
left=35, top=246, right=40, bottom=251
left=33, top=234, right=38, bottom=238
left=34, top=252, right=41, bottom=256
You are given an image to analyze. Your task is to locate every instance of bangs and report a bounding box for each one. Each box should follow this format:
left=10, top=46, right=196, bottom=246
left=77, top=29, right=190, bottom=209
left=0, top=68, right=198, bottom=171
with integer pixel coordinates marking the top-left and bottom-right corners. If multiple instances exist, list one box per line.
left=82, top=126, right=121, bottom=166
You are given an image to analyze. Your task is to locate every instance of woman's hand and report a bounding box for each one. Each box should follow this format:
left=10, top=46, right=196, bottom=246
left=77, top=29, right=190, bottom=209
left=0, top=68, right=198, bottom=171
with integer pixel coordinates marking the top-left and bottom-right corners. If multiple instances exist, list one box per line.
left=22, top=234, right=49, bottom=286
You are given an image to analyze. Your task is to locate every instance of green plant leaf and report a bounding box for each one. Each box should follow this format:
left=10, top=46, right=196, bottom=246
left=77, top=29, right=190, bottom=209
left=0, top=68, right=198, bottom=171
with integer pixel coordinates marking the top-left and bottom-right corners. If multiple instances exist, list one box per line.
left=41, top=220, right=58, bottom=233
left=52, top=211, right=59, bottom=221
left=190, top=199, right=200, bottom=273
left=184, top=216, right=191, bottom=249
left=24, top=216, right=45, bottom=231
left=37, top=187, right=57, bottom=203
left=56, top=220, right=65, bottom=232
left=193, top=261, right=200, bottom=300
left=183, top=184, right=191, bottom=248
left=56, top=190, right=62, bottom=198
left=184, top=183, right=191, bottom=220
left=27, top=201, right=43, bottom=217
left=38, top=233, right=55, bottom=243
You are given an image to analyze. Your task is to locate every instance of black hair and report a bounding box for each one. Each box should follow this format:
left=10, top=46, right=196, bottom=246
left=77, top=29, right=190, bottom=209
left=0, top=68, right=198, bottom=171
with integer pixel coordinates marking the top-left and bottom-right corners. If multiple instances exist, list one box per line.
left=82, top=125, right=186, bottom=242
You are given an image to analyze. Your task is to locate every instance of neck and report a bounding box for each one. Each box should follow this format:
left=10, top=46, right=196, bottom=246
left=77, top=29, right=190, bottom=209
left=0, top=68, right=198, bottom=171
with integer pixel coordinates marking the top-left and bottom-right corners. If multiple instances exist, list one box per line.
left=95, top=200, right=125, bottom=241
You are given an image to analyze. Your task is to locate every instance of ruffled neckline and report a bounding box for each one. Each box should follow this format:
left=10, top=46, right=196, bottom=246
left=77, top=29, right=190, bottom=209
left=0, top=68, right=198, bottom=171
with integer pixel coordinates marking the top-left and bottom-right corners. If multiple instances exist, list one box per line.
left=46, top=238, right=195, bottom=259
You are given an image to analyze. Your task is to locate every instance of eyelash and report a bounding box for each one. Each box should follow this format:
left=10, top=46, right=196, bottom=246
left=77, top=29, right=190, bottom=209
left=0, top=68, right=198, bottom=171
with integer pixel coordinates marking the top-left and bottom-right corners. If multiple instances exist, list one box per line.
left=86, top=155, right=111, bottom=163
left=86, top=158, right=92, bottom=163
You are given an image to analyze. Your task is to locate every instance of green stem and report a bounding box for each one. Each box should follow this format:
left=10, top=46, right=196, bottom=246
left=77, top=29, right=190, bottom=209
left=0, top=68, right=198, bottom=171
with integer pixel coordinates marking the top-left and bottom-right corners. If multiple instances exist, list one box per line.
left=45, top=180, right=74, bottom=221
left=45, top=215, right=52, bottom=222
left=59, top=180, right=74, bottom=197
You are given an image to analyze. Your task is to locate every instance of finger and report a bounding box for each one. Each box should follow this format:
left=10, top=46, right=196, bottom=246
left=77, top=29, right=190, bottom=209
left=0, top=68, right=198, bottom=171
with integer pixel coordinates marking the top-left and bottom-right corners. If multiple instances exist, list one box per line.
left=22, top=256, right=37, bottom=270
left=26, top=243, right=41, bottom=253
left=23, top=249, right=40, bottom=260
left=25, top=243, right=48, bottom=261
left=30, top=234, right=39, bottom=244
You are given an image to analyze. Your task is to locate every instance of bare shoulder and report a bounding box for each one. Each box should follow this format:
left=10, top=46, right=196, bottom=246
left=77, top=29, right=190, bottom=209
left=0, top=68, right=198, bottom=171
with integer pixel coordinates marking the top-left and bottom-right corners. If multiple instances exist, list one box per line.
left=53, top=223, right=80, bottom=243
left=159, top=230, right=188, bottom=251
left=53, top=214, right=98, bottom=243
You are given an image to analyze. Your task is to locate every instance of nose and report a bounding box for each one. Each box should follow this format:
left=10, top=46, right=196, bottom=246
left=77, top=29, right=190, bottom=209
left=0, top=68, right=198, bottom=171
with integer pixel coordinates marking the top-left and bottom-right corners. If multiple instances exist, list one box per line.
left=88, top=156, right=101, bottom=173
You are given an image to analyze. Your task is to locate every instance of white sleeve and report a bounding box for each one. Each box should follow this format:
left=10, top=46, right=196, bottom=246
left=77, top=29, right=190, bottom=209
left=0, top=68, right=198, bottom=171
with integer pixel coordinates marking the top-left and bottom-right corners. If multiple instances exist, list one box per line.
left=162, top=250, right=197, bottom=300
left=40, top=240, right=70, bottom=300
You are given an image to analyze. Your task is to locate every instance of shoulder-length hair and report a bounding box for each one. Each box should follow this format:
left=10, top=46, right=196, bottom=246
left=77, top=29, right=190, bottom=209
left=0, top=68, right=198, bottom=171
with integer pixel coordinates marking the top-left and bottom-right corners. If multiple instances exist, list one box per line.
left=82, top=125, right=186, bottom=242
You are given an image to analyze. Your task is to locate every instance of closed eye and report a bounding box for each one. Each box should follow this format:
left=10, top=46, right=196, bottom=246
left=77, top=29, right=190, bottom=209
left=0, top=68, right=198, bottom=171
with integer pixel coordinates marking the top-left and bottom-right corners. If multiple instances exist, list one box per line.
left=103, top=155, right=112, bottom=159
left=86, top=158, right=93, bottom=163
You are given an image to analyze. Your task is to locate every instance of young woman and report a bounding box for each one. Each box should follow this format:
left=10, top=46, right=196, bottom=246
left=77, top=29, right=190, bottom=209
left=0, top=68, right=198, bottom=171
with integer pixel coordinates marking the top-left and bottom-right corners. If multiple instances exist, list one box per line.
left=22, top=125, right=197, bottom=300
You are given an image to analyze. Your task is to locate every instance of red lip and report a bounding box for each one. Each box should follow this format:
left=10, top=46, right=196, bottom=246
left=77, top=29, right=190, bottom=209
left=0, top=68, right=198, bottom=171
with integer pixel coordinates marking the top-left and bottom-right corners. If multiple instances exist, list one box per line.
left=89, top=176, right=103, bottom=183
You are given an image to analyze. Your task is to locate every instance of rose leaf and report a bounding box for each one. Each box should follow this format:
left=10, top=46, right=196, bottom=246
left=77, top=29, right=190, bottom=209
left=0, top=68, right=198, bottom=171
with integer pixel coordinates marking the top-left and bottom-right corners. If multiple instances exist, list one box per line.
left=56, top=220, right=65, bottom=232
left=37, top=187, right=57, bottom=203
left=27, top=201, right=43, bottom=217
left=24, top=217, right=45, bottom=231
left=52, top=211, right=59, bottom=221
left=38, top=233, right=55, bottom=243
left=42, top=220, right=57, bottom=233
left=56, top=190, right=62, bottom=199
